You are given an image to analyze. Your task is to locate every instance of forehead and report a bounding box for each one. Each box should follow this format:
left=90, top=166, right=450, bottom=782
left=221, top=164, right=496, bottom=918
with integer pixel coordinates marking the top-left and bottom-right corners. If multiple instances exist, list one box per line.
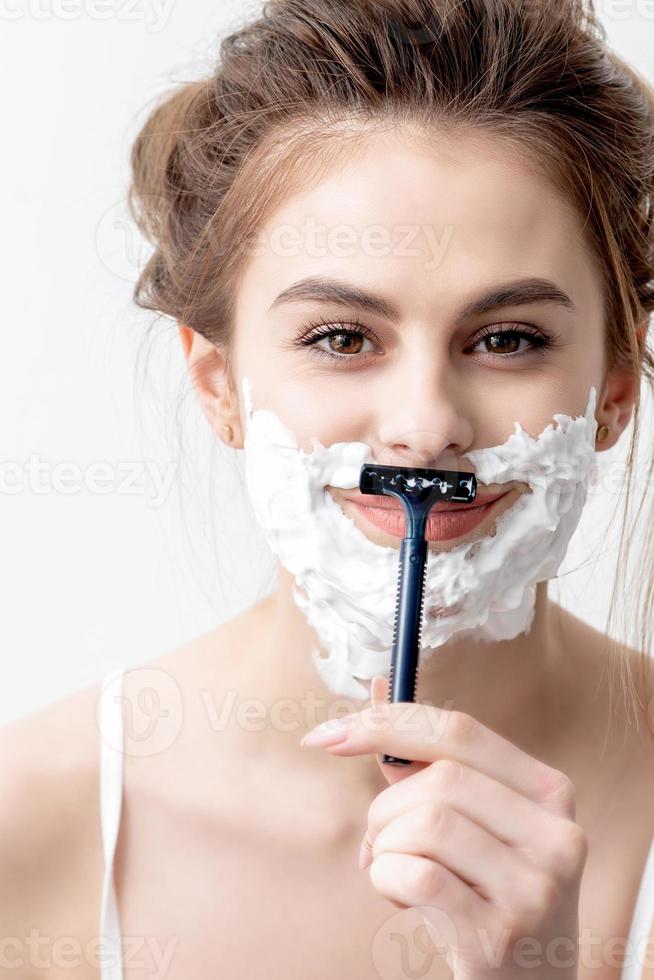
left=238, top=126, right=601, bottom=321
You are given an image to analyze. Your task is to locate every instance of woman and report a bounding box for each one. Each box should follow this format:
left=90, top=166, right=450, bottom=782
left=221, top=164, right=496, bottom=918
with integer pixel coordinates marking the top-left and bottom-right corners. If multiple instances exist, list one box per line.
left=2, top=0, right=654, bottom=977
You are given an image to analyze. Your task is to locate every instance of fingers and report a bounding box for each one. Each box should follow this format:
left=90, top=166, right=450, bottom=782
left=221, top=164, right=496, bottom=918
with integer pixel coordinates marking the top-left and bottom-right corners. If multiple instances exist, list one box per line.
left=323, top=699, right=565, bottom=812
left=364, top=760, right=584, bottom=877
left=366, top=849, right=499, bottom=944
left=368, top=674, right=429, bottom=782
left=366, top=802, right=558, bottom=917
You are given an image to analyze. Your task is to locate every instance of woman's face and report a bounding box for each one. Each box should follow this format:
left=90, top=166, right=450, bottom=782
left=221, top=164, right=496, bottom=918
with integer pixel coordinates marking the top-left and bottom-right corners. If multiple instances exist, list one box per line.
left=223, top=127, right=622, bottom=549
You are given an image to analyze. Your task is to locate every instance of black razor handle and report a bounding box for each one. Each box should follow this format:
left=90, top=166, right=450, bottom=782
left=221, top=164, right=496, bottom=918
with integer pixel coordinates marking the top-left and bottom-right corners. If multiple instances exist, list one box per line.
left=358, top=463, right=477, bottom=767
left=383, top=536, right=428, bottom=766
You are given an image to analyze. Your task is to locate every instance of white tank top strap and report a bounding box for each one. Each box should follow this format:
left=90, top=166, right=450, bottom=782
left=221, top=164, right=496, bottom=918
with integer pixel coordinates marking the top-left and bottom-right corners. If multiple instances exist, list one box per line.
left=98, top=666, right=126, bottom=980
left=621, top=834, right=654, bottom=980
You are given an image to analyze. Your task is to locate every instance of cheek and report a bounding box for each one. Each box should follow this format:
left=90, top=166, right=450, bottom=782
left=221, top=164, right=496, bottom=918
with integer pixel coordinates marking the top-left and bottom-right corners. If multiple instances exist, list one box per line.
left=283, top=392, right=364, bottom=453
left=479, top=374, right=592, bottom=442
left=239, top=368, right=366, bottom=454
left=512, top=388, right=595, bottom=440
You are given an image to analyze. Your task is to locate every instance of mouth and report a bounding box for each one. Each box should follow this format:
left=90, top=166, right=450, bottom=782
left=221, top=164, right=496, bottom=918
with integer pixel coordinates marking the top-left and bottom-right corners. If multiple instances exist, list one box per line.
left=344, top=488, right=509, bottom=511
left=339, top=488, right=514, bottom=543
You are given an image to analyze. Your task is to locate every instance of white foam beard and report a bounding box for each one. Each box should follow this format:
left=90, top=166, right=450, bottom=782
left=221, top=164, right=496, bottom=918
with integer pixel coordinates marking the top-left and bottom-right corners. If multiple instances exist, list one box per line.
left=240, top=378, right=599, bottom=700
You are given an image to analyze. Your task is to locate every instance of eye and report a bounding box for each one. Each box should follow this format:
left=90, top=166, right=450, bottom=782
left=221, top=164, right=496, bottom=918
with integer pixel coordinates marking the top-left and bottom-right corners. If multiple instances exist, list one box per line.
left=290, top=316, right=378, bottom=362
left=288, top=317, right=560, bottom=366
left=467, top=323, right=555, bottom=358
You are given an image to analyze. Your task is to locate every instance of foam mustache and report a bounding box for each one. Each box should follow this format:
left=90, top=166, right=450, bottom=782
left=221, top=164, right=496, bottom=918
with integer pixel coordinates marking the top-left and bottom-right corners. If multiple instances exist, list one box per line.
left=240, top=378, right=599, bottom=700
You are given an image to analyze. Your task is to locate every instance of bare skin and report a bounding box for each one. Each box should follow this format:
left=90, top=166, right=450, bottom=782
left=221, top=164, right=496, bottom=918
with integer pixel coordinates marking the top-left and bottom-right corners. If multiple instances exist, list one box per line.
left=0, top=585, right=652, bottom=980
left=113, top=579, right=654, bottom=980
left=2, top=126, right=653, bottom=979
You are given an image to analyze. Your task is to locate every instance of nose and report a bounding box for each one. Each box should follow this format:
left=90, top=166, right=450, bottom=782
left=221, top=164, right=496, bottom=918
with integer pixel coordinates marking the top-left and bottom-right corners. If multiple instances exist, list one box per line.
left=375, top=365, right=474, bottom=472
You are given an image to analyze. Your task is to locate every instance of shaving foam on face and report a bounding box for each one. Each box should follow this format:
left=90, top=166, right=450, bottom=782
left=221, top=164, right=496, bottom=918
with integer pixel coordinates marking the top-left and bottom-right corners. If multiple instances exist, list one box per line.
left=240, top=378, right=599, bottom=700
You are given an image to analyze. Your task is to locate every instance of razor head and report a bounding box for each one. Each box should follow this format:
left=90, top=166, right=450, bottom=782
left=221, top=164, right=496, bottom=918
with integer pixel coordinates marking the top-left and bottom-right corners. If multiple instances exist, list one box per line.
left=359, top=463, right=477, bottom=505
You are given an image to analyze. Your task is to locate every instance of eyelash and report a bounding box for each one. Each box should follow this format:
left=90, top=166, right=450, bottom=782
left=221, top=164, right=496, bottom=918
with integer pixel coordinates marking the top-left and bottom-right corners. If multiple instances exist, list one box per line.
left=293, top=315, right=560, bottom=365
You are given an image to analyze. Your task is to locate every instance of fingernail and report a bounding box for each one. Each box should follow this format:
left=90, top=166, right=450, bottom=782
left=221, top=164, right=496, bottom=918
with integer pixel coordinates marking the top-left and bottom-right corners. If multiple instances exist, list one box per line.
left=358, top=838, right=373, bottom=870
left=300, top=715, right=357, bottom=747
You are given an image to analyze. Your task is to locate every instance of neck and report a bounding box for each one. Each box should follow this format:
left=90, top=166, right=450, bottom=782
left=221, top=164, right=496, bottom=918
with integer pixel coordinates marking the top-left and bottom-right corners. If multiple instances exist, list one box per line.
left=237, top=564, right=583, bottom=793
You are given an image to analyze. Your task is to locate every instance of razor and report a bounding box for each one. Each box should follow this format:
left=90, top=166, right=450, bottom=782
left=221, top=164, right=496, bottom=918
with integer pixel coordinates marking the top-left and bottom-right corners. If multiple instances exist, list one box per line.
left=358, top=463, right=477, bottom=766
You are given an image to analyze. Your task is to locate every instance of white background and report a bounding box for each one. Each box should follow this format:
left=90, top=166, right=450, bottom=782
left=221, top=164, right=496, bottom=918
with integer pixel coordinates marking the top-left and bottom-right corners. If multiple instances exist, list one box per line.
left=2, top=0, right=653, bottom=724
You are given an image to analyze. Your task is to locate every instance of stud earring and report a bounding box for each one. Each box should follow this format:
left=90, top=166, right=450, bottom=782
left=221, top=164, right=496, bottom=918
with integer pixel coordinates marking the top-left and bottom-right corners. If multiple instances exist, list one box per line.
left=222, top=424, right=234, bottom=444
left=596, top=424, right=610, bottom=443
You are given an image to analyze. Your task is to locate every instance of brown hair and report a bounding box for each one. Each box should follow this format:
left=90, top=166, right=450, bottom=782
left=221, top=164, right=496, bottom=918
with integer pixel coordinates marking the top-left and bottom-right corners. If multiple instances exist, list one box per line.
left=127, top=0, right=654, bottom=726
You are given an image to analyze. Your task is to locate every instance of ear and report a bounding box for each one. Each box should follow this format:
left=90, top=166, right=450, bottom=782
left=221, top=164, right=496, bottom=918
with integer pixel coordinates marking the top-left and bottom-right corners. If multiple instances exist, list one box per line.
left=178, top=324, right=243, bottom=448
left=595, top=361, right=640, bottom=452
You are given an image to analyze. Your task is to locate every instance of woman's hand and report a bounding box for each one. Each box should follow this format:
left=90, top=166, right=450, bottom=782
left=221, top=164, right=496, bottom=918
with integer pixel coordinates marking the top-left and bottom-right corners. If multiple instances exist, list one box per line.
left=301, top=675, right=588, bottom=980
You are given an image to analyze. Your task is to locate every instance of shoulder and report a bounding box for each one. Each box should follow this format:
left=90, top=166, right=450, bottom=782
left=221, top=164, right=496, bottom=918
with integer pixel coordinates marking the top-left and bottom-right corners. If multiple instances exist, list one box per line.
left=114, top=608, right=260, bottom=787
left=555, top=608, right=654, bottom=833
left=562, top=604, right=654, bottom=746
left=119, top=603, right=257, bottom=714
left=0, top=605, right=249, bottom=827
left=124, top=597, right=269, bottom=709
left=0, top=677, right=107, bottom=976
left=615, top=640, right=654, bottom=750
left=0, top=608, right=257, bottom=975
left=0, top=678, right=104, bottom=857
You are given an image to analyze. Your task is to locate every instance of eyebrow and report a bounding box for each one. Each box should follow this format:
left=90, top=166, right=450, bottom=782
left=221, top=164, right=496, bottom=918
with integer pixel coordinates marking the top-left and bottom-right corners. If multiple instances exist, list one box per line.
left=267, top=275, right=576, bottom=322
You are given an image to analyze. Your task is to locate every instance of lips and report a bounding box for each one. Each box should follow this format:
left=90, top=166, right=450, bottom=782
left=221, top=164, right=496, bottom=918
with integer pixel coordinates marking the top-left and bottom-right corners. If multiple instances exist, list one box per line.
left=344, top=488, right=509, bottom=512
left=343, top=489, right=512, bottom=542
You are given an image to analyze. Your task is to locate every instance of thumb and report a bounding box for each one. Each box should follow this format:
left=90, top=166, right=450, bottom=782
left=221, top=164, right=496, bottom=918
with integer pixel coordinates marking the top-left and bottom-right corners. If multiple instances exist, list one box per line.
left=370, top=673, right=389, bottom=706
